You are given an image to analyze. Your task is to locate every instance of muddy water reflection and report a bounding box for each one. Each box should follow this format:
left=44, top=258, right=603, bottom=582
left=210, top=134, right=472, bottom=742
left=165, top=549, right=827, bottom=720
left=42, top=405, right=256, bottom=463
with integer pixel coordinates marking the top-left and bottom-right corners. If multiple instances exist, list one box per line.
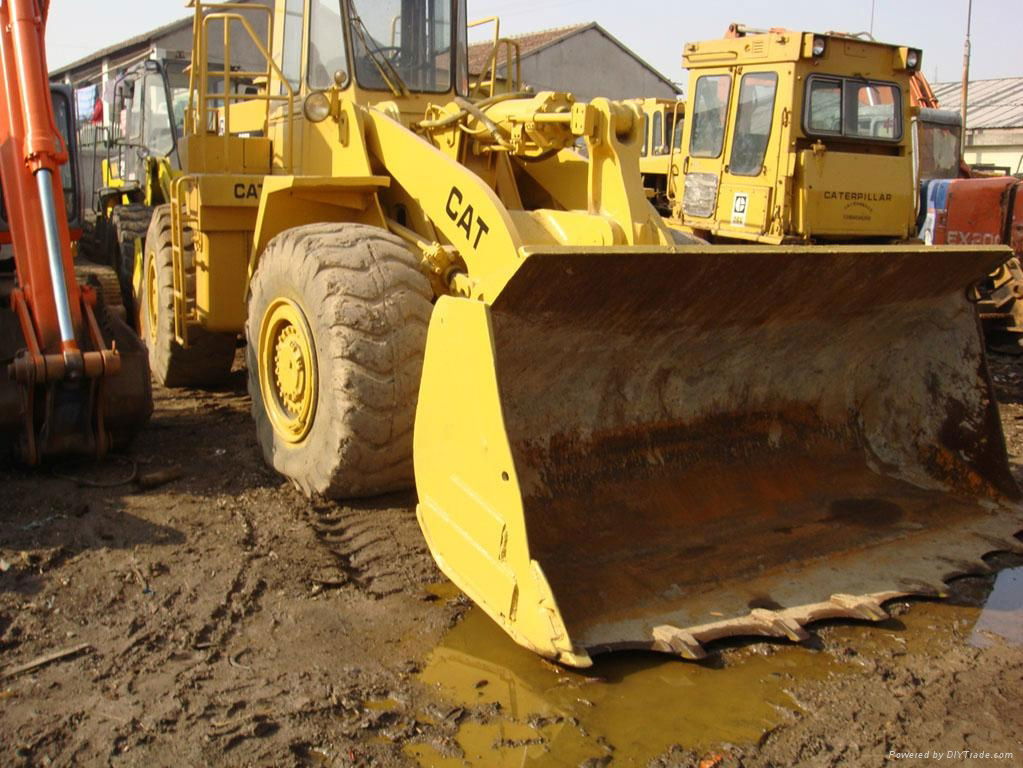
left=970, top=566, right=1023, bottom=648
left=411, top=567, right=1022, bottom=767
left=411, top=608, right=840, bottom=767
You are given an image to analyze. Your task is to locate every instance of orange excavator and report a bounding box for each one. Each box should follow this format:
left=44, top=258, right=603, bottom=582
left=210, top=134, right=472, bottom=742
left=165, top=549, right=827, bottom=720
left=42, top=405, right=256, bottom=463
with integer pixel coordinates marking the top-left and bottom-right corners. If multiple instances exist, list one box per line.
left=913, top=71, right=1023, bottom=349
left=0, top=0, right=151, bottom=463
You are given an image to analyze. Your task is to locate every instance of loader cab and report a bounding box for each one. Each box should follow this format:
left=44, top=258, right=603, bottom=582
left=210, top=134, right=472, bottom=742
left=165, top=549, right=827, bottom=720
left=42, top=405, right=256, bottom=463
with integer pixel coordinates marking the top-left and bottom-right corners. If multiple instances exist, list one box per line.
left=676, top=28, right=921, bottom=243
left=194, top=0, right=471, bottom=174
left=101, top=57, right=191, bottom=215
left=271, top=0, right=468, bottom=114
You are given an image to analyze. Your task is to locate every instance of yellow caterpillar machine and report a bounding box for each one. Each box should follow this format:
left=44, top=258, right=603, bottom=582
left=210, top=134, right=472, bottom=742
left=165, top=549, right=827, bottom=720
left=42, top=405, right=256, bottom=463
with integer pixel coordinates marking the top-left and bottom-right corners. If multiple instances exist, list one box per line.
left=658, top=25, right=1023, bottom=351
left=86, top=57, right=189, bottom=319
left=156, top=0, right=1022, bottom=666
left=636, top=97, right=683, bottom=215
left=668, top=24, right=924, bottom=243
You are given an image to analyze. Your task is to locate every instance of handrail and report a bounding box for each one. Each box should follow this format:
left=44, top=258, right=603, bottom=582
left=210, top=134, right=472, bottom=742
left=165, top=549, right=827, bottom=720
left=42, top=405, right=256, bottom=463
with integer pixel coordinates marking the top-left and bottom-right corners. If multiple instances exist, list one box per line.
left=468, top=17, right=522, bottom=99
left=188, top=1, right=294, bottom=172
left=169, top=174, right=197, bottom=345
left=667, top=100, right=684, bottom=203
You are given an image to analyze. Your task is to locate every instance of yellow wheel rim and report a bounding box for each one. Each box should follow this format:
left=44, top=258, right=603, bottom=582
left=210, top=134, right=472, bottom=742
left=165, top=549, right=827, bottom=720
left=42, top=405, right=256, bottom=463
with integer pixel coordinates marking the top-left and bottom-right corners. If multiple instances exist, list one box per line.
left=258, top=298, right=317, bottom=444
left=145, top=254, right=159, bottom=345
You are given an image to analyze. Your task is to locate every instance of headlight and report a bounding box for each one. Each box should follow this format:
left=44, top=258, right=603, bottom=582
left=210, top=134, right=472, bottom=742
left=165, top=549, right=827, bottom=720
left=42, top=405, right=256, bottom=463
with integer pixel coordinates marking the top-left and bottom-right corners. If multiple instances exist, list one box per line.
left=303, top=91, right=331, bottom=123
left=812, top=36, right=827, bottom=57
left=906, top=49, right=920, bottom=70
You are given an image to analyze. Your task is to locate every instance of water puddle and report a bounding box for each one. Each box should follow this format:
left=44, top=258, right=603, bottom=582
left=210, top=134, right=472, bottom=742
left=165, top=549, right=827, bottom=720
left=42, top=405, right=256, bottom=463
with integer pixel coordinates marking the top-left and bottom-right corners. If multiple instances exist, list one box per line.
left=410, top=566, right=1023, bottom=767
left=969, top=566, right=1023, bottom=648
left=411, top=608, right=841, bottom=766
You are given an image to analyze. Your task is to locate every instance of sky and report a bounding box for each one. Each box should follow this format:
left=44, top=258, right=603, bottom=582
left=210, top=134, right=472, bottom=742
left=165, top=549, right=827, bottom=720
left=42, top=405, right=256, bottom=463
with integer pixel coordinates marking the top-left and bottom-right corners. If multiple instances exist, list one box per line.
left=46, top=0, right=1022, bottom=89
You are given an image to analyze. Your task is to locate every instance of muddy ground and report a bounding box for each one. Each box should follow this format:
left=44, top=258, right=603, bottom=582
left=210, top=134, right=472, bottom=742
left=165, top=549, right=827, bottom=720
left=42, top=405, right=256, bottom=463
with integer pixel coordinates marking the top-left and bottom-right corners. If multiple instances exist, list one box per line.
left=1, top=355, right=1021, bottom=767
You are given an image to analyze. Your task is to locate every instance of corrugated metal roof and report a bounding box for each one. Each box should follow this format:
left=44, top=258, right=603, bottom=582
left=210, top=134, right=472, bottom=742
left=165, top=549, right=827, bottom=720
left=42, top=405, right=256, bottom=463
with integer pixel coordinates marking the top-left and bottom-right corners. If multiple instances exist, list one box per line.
left=932, top=77, right=1023, bottom=130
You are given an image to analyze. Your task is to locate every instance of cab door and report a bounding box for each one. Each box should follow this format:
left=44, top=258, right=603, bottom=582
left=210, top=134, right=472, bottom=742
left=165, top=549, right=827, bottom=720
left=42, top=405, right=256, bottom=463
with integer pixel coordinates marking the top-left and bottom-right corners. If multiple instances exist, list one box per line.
left=715, top=69, right=786, bottom=242
left=679, top=68, right=733, bottom=229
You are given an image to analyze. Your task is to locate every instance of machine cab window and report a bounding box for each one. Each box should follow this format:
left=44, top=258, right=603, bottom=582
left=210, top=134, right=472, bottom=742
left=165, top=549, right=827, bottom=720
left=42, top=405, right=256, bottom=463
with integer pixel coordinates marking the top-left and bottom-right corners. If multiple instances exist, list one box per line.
left=651, top=110, right=664, bottom=154
left=690, top=74, right=731, bottom=158
left=348, top=0, right=456, bottom=93
left=309, top=0, right=349, bottom=88
left=729, top=71, right=778, bottom=176
left=805, top=75, right=902, bottom=141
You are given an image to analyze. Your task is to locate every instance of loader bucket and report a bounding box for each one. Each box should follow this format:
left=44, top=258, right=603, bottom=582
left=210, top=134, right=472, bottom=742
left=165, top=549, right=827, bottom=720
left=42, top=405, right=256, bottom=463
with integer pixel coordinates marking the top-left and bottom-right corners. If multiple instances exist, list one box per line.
left=414, top=244, right=1023, bottom=668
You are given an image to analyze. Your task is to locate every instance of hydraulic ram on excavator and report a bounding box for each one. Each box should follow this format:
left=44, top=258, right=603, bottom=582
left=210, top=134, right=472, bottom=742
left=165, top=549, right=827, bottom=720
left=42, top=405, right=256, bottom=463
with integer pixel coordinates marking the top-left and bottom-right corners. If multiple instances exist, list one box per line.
left=0, top=0, right=151, bottom=462
left=167, top=0, right=1021, bottom=667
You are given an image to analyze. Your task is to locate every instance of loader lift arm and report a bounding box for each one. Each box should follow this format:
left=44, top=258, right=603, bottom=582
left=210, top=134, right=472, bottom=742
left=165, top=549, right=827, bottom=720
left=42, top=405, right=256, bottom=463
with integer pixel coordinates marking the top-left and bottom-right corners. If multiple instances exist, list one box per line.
left=0, top=0, right=151, bottom=462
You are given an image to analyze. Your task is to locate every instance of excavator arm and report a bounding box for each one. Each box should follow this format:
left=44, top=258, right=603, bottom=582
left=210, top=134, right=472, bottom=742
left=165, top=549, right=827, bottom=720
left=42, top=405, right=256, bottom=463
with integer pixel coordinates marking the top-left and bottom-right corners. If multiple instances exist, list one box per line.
left=0, top=0, right=151, bottom=462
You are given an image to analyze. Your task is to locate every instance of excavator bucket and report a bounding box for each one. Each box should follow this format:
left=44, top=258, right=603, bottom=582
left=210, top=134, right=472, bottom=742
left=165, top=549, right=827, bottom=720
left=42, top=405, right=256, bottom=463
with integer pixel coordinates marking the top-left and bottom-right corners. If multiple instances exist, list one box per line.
left=0, top=297, right=152, bottom=461
left=415, top=244, right=1023, bottom=668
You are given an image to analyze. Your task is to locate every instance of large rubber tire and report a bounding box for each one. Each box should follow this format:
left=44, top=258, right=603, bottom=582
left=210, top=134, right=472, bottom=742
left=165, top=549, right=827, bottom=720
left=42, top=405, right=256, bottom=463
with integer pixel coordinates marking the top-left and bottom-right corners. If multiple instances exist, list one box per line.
left=246, top=223, right=433, bottom=498
left=109, top=203, right=153, bottom=319
left=77, top=209, right=101, bottom=263
left=140, top=204, right=236, bottom=388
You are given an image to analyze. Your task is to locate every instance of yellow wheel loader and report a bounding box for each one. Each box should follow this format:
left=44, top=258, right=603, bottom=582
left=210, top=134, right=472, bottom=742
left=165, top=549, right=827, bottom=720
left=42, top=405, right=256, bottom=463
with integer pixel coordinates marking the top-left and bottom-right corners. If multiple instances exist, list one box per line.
left=163, top=0, right=1022, bottom=666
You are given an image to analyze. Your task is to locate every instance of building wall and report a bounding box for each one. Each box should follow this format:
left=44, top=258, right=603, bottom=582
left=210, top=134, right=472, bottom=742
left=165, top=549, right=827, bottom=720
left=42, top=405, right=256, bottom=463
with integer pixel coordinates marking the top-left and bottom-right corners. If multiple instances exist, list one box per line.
left=965, top=146, right=1023, bottom=174
left=519, top=28, right=677, bottom=102
left=965, top=127, right=1023, bottom=174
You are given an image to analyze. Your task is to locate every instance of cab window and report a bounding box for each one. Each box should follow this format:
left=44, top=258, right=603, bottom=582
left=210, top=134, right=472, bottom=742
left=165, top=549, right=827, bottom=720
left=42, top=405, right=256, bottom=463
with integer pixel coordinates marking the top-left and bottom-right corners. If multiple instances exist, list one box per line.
left=729, top=72, right=778, bottom=176
left=846, top=81, right=900, bottom=139
left=309, top=0, right=348, bottom=89
left=807, top=78, right=841, bottom=133
left=690, top=74, right=730, bottom=158
left=652, top=110, right=664, bottom=154
left=280, top=0, right=304, bottom=89
left=805, top=75, right=902, bottom=141
left=350, top=0, right=454, bottom=93
left=143, top=72, right=174, bottom=156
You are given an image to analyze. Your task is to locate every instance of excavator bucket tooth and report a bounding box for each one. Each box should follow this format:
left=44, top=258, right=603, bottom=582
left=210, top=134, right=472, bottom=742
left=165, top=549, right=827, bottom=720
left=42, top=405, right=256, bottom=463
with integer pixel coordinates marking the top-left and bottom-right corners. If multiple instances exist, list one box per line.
left=415, top=244, right=1023, bottom=667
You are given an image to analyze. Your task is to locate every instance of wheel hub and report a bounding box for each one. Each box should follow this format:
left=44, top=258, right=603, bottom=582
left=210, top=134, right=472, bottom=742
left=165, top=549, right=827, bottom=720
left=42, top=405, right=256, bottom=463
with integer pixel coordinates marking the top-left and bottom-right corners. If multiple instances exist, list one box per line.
left=273, top=325, right=308, bottom=412
left=258, top=298, right=317, bottom=443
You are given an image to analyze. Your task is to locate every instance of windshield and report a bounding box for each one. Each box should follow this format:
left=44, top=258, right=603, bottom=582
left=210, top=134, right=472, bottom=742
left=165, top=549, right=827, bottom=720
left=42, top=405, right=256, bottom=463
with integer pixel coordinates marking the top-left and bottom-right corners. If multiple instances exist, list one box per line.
left=690, top=74, right=730, bottom=158
left=143, top=72, right=175, bottom=156
left=349, top=0, right=454, bottom=93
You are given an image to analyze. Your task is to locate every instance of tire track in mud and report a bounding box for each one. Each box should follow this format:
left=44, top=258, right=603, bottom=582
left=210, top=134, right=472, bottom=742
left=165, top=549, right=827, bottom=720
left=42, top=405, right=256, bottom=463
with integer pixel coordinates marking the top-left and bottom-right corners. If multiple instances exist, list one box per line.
left=306, top=496, right=439, bottom=598
left=186, top=504, right=269, bottom=673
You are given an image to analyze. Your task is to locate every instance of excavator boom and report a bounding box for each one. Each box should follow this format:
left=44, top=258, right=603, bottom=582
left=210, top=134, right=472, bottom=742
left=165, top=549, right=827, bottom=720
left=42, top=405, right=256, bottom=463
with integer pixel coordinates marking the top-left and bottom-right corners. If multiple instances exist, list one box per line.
left=0, top=0, right=151, bottom=462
